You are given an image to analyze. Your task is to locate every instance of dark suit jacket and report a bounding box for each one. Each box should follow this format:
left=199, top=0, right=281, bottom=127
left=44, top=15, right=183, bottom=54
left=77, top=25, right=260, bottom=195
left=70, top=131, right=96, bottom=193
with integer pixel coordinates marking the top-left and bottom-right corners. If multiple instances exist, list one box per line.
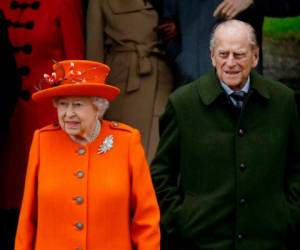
left=151, top=70, right=300, bottom=250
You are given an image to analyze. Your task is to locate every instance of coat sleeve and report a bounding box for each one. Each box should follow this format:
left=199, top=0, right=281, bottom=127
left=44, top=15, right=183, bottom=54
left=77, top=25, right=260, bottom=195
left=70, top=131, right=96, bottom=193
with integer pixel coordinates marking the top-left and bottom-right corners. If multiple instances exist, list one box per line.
left=60, top=0, right=85, bottom=59
left=129, top=129, right=161, bottom=250
left=286, top=93, right=300, bottom=230
left=15, top=131, right=40, bottom=250
left=86, top=0, right=105, bottom=61
left=150, top=101, right=182, bottom=236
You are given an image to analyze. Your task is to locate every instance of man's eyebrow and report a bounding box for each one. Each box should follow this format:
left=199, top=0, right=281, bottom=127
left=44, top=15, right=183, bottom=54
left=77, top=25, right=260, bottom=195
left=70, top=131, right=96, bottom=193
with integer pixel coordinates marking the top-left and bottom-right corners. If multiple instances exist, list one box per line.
left=216, top=48, right=248, bottom=54
left=234, top=49, right=247, bottom=54
left=216, top=48, right=228, bottom=53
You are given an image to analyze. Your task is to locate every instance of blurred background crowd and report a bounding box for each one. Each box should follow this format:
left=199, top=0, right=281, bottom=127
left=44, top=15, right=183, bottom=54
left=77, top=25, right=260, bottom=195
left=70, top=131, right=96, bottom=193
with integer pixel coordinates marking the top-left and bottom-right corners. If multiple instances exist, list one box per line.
left=0, top=0, right=299, bottom=249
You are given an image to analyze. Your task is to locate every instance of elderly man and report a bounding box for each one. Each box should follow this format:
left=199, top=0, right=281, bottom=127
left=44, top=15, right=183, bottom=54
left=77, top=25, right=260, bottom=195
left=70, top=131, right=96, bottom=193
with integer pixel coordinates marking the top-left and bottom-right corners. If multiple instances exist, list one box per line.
left=151, top=20, right=300, bottom=250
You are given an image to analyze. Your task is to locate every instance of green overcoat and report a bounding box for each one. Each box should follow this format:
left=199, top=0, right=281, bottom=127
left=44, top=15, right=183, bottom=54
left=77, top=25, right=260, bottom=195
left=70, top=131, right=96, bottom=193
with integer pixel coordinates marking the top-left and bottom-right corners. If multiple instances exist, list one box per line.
left=151, top=71, right=300, bottom=250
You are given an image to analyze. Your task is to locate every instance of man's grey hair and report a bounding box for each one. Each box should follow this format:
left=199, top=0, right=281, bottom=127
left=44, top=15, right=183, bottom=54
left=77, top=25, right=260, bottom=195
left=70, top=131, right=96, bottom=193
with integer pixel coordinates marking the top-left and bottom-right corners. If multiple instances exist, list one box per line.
left=209, top=19, right=258, bottom=51
left=53, top=96, right=110, bottom=119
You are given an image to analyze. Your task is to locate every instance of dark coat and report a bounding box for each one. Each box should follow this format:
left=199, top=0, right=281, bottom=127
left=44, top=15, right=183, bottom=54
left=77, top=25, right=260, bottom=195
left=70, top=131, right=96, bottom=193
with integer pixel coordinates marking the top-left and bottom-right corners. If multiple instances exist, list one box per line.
left=151, top=71, right=300, bottom=250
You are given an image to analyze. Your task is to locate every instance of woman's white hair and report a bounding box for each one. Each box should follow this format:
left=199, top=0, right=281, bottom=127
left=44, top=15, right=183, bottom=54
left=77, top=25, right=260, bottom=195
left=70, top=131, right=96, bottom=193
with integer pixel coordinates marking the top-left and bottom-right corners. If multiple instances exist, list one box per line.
left=91, top=97, right=110, bottom=119
left=53, top=96, right=110, bottom=119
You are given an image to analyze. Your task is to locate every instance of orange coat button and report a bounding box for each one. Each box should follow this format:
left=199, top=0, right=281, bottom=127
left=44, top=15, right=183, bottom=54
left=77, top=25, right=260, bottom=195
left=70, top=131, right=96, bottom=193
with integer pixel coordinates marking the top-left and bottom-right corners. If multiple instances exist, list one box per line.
left=75, top=170, right=84, bottom=178
left=75, top=222, right=84, bottom=230
left=77, top=148, right=86, bottom=155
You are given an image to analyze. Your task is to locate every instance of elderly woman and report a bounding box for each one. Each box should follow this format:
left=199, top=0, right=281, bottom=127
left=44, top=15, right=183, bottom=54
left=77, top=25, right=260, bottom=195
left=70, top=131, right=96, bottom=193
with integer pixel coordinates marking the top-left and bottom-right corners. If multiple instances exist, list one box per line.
left=14, top=60, right=160, bottom=250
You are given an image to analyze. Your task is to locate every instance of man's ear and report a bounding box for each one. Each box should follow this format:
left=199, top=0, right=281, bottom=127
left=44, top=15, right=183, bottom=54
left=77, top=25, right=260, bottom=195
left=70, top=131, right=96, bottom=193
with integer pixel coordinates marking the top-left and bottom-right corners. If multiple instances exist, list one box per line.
left=211, top=50, right=216, bottom=67
left=252, top=47, right=259, bottom=68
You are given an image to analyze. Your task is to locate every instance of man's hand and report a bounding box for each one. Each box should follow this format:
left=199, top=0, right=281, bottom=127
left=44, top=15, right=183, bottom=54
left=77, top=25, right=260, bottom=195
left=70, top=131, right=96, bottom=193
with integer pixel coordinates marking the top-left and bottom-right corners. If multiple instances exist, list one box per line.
left=213, top=0, right=253, bottom=20
left=156, top=19, right=178, bottom=41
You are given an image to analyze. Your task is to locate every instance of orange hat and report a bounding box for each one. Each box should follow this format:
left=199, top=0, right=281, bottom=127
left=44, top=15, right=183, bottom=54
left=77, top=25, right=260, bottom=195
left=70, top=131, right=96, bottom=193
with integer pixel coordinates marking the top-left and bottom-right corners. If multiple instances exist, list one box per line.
left=32, top=60, right=120, bottom=102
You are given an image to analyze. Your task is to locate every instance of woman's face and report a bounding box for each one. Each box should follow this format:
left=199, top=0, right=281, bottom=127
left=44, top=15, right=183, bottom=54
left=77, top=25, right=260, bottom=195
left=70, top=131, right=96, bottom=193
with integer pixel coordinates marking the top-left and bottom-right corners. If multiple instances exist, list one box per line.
left=56, top=97, right=98, bottom=138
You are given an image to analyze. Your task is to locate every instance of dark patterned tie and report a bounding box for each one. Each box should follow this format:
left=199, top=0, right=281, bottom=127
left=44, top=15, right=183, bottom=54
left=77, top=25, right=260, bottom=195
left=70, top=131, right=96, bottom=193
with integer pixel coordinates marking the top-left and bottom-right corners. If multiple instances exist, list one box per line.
left=230, top=91, right=245, bottom=108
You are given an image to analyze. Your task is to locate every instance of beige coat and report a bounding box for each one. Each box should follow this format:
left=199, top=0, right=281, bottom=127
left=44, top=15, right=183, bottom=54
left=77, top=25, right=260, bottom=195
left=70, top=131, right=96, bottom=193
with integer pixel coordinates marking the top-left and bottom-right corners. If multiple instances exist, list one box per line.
left=86, top=0, right=173, bottom=161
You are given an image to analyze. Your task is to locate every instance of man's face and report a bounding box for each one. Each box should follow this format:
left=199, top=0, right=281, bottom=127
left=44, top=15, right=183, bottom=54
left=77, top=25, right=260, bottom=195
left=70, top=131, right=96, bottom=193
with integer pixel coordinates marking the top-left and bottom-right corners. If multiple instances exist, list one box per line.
left=211, top=25, right=259, bottom=90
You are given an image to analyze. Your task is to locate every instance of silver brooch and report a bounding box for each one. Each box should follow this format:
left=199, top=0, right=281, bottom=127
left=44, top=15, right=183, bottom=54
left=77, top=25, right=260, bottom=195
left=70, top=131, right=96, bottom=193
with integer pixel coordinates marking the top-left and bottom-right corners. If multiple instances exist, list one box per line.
left=97, top=135, right=114, bottom=154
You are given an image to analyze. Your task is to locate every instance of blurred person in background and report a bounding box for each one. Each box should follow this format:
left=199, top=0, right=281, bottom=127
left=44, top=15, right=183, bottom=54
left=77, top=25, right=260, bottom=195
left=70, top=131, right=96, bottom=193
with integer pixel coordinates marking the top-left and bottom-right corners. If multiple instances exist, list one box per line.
left=86, top=0, right=174, bottom=162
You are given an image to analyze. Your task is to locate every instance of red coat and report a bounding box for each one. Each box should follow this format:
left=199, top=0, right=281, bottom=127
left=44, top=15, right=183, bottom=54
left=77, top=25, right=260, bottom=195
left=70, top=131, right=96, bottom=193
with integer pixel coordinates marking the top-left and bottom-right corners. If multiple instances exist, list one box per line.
left=15, top=120, right=160, bottom=250
left=0, top=0, right=85, bottom=208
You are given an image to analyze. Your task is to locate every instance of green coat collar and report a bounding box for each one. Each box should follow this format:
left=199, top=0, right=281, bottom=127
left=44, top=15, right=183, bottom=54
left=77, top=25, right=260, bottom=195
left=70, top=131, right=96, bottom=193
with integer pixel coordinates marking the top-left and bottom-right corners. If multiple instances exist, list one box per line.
left=197, top=70, right=270, bottom=106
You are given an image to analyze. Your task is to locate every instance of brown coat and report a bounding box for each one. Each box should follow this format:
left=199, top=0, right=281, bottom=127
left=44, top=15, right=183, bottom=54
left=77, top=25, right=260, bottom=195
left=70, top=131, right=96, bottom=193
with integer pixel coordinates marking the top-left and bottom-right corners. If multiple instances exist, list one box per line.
left=86, top=0, right=173, bottom=161
left=15, top=121, right=160, bottom=250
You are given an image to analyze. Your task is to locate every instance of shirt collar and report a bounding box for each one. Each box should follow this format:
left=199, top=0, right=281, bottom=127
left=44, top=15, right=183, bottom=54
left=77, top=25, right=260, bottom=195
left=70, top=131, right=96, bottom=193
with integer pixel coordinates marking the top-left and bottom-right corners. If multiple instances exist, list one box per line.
left=220, top=76, right=250, bottom=95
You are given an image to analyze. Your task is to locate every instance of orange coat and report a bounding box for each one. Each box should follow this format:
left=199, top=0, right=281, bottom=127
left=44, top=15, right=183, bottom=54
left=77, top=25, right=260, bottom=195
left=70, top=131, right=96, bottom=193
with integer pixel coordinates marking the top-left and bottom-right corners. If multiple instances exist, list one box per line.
left=15, top=120, right=160, bottom=250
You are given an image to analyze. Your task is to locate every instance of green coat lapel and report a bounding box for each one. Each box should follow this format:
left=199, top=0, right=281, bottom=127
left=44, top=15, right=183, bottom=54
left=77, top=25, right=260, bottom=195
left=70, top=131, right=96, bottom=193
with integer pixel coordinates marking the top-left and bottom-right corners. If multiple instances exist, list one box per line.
left=196, top=70, right=271, bottom=107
